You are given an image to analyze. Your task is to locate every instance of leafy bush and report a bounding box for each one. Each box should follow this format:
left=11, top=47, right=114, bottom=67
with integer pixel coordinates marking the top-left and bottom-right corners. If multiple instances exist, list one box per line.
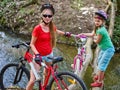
left=112, top=13, right=120, bottom=50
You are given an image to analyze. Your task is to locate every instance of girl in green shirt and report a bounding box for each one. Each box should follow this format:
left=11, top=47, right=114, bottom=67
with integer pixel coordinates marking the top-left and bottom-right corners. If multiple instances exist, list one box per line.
left=79, top=10, right=115, bottom=87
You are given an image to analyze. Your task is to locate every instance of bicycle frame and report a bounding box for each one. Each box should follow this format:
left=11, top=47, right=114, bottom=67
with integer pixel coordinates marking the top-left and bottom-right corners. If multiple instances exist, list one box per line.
left=71, top=34, right=87, bottom=75
left=16, top=42, right=66, bottom=90
left=0, top=42, right=88, bottom=90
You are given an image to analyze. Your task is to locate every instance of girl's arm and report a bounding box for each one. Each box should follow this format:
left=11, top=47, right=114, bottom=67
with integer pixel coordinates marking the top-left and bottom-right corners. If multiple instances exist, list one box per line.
left=94, top=34, right=102, bottom=44
left=56, top=29, right=65, bottom=35
left=79, top=30, right=95, bottom=37
left=30, top=36, right=39, bottom=54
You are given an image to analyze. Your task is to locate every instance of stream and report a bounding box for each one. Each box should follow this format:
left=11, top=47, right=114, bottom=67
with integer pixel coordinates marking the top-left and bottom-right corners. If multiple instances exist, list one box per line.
left=0, top=29, right=120, bottom=90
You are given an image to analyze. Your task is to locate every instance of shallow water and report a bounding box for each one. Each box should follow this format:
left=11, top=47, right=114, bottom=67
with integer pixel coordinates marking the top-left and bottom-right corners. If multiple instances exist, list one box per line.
left=0, top=29, right=120, bottom=90
left=57, top=43, right=120, bottom=90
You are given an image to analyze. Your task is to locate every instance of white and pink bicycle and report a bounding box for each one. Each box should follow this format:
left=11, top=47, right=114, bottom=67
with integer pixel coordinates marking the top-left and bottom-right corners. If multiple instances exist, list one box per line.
left=70, top=34, right=89, bottom=75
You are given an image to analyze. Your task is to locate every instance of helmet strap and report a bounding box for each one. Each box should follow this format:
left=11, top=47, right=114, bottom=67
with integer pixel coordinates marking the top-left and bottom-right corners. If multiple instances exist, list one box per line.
left=42, top=19, right=49, bottom=25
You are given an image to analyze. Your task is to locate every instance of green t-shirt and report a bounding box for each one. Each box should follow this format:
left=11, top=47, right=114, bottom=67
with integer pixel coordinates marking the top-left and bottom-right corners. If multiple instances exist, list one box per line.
left=96, top=26, right=114, bottom=50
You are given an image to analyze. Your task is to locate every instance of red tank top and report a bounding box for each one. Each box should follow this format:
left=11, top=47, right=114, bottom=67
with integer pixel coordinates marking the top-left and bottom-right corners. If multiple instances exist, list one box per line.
left=32, top=25, right=56, bottom=56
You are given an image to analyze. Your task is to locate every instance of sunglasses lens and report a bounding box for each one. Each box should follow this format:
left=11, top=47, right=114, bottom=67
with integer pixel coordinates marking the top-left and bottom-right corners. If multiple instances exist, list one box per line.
left=43, top=14, right=52, bottom=18
left=48, top=15, right=52, bottom=18
left=43, top=15, right=47, bottom=17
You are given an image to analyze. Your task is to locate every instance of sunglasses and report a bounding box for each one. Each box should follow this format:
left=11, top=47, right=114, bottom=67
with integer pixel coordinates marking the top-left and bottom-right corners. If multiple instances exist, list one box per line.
left=43, top=14, right=53, bottom=18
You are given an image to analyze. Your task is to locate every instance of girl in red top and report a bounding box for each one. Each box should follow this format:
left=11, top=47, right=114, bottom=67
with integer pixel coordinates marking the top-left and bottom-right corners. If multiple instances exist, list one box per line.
left=26, top=3, right=70, bottom=90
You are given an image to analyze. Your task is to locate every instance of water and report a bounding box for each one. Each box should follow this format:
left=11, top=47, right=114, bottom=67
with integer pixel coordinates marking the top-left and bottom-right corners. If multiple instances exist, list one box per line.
left=0, top=30, right=24, bottom=70
left=57, top=42, right=120, bottom=90
left=0, top=29, right=120, bottom=90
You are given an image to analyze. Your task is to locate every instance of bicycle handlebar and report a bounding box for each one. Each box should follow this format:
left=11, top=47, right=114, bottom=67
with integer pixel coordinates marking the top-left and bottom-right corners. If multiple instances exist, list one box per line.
left=71, top=34, right=87, bottom=38
left=12, top=42, right=30, bottom=48
left=71, top=34, right=87, bottom=44
left=12, top=42, right=63, bottom=66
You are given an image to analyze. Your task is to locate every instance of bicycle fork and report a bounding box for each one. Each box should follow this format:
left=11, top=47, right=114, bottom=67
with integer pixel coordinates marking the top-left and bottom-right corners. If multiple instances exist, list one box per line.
left=13, top=67, right=24, bottom=84
left=13, top=60, right=27, bottom=84
left=74, top=58, right=80, bottom=75
left=73, top=55, right=84, bottom=75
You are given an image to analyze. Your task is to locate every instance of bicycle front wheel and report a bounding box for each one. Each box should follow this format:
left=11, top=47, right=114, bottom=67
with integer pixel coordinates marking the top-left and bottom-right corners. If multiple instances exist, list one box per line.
left=49, top=71, right=87, bottom=90
left=0, top=63, right=30, bottom=89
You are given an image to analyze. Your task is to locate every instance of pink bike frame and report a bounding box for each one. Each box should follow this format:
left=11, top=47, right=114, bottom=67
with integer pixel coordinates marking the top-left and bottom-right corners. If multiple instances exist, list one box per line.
left=71, top=34, right=87, bottom=72
left=73, top=47, right=86, bottom=70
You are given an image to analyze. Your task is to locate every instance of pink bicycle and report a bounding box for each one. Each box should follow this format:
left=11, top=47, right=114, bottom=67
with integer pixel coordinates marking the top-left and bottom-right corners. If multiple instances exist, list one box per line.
left=70, top=34, right=88, bottom=75
left=0, top=42, right=87, bottom=90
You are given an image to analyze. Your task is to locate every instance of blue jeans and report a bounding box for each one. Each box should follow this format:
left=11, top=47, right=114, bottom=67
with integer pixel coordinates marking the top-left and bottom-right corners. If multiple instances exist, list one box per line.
left=97, top=47, right=115, bottom=71
left=42, top=52, right=53, bottom=62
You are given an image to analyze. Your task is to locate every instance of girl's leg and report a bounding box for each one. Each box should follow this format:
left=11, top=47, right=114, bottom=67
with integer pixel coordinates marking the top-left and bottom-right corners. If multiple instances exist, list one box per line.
left=43, top=61, right=52, bottom=85
left=98, top=70, right=104, bottom=82
left=26, top=70, right=35, bottom=90
left=26, top=62, right=40, bottom=90
left=91, top=48, right=114, bottom=87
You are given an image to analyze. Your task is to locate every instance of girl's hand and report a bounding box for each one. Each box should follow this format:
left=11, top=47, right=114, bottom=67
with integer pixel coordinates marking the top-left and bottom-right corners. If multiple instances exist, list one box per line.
left=64, top=32, right=71, bottom=37
left=93, top=36, right=97, bottom=40
left=93, top=35, right=102, bottom=44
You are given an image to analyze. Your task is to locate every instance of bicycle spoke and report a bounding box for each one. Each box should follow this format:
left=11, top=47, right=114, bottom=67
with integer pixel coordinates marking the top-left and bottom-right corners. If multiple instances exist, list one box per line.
left=1, top=64, right=29, bottom=89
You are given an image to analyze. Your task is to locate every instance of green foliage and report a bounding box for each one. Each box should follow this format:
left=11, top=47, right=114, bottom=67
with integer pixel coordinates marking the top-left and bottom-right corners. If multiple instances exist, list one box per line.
left=112, top=14, right=120, bottom=48
left=0, top=17, right=7, bottom=25
left=0, top=0, right=16, bottom=25
left=0, top=0, right=13, bottom=7
left=19, top=8, right=34, bottom=16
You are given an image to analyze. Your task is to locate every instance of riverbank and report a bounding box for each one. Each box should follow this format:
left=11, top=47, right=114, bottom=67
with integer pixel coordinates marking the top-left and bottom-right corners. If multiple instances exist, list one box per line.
left=0, top=0, right=106, bottom=35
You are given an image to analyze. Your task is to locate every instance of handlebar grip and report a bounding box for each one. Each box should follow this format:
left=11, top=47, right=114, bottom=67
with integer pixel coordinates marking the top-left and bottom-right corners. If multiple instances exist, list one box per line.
left=12, top=42, right=30, bottom=48
left=12, top=44, right=20, bottom=48
left=26, top=42, right=30, bottom=45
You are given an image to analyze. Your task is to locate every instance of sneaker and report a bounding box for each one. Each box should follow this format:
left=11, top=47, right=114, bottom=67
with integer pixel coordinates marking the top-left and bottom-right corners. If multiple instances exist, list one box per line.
left=91, top=82, right=102, bottom=87
left=93, top=75, right=98, bottom=81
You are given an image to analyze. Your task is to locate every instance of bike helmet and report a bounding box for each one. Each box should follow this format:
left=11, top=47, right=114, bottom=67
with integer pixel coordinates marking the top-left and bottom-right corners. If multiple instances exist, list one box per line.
left=95, top=10, right=107, bottom=20
left=40, top=3, right=55, bottom=15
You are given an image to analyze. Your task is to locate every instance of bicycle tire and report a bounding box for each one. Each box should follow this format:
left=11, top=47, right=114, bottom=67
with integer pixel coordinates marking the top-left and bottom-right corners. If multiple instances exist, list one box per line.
left=74, top=57, right=81, bottom=74
left=49, top=71, right=87, bottom=90
left=0, top=63, right=30, bottom=90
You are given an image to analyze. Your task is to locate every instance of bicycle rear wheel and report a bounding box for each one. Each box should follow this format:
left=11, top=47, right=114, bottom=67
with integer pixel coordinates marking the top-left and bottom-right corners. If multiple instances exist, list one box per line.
left=49, top=71, right=87, bottom=90
left=0, top=63, right=30, bottom=90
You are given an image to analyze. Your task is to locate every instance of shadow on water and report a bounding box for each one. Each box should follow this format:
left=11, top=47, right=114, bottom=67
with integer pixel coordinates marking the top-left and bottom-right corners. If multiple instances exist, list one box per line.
left=0, top=29, right=120, bottom=90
